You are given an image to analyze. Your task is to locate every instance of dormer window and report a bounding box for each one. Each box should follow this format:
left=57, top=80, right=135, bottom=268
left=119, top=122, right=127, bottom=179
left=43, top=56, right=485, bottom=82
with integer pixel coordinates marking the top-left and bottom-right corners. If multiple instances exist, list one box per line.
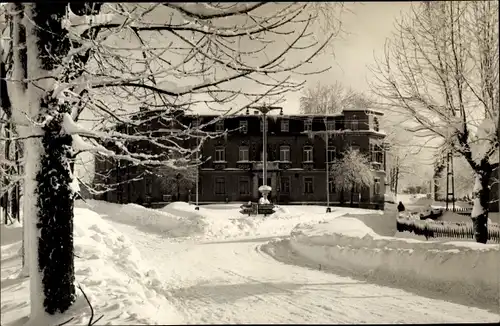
left=304, top=119, right=312, bottom=132
left=351, top=115, right=358, bottom=130
left=215, top=120, right=224, bottom=132
left=281, top=119, right=289, bottom=132
left=239, top=120, right=248, bottom=134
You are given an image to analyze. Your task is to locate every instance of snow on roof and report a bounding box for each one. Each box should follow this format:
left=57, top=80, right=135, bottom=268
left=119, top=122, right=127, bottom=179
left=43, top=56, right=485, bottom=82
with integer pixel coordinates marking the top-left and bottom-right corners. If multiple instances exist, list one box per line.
left=185, top=112, right=345, bottom=118
left=343, top=108, right=385, bottom=115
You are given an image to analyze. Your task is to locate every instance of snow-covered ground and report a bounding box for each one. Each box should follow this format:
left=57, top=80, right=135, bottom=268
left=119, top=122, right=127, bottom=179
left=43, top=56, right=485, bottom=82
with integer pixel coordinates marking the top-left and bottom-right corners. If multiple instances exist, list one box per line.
left=263, top=217, right=499, bottom=310
left=2, top=200, right=499, bottom=324
left=1, top=208, right=184, bottom=326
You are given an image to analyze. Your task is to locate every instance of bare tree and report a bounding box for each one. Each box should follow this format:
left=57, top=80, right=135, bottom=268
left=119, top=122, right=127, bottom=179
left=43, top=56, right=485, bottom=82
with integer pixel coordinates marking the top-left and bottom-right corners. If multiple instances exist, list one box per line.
left=383, top=124, right=420, bottom=198
left=300, top=81, right=372, bottom=114
left=370, top=1, right=499, bottom=243
left=330, top=147, right=374, bottom=206
left=434, top=154, right=475, bottom=200
left=2, top=2, right=344, bottom=318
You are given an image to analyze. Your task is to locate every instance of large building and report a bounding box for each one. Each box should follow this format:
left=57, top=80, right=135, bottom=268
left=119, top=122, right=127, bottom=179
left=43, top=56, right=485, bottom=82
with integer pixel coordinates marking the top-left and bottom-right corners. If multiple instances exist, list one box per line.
left=93, top=108, right=387, bottom=208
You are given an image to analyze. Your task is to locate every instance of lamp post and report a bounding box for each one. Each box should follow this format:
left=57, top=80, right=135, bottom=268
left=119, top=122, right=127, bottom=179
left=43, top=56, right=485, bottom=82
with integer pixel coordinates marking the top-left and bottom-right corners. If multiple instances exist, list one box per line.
left=251, top=105, right=282, bottom=203
left=195, top=115, right=200, bottom=210
left=324, top=118, right=331, bottom=212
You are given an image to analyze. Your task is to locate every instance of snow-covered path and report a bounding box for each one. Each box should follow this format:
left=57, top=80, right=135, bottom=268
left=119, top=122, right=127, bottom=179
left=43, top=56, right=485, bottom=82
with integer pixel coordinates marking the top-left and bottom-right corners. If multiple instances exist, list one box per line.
left=108, top=222, right=499, bottom=324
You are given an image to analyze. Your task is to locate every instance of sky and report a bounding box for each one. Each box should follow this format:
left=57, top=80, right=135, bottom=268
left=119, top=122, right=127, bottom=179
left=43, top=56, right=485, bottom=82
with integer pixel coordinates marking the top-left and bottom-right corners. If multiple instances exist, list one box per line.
left=278, top=2, right=413, bottom=115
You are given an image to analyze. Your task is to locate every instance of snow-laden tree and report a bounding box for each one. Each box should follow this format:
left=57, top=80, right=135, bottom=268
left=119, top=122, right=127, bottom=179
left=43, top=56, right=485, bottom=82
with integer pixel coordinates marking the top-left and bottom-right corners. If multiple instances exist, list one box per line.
left=299, top=81, right=372, bottom=114
left=330, top=147, right=374, bottom=205
left=153, top=162, right=197, bottom=201
left=2, top=2, right=344, bottom=321
left=370, top=1, right=499, bottom=243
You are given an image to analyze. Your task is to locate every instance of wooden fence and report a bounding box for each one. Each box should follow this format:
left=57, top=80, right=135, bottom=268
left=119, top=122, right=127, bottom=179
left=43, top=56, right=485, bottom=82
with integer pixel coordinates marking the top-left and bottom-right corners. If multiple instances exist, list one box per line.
left=396, top=218, right=500, bottom=243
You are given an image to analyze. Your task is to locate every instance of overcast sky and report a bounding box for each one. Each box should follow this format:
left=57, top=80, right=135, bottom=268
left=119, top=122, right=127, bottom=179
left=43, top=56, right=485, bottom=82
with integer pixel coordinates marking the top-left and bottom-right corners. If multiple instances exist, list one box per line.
left=184, top=2, right=413, bottom=116
left=279, top=2, right=412, bottom=115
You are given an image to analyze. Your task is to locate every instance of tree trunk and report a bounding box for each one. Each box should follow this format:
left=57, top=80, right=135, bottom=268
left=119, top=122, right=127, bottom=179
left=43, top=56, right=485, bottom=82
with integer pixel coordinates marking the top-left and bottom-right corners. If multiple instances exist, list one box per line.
left=394, top=166, right=399, bottom=198
left=22, top=3, right=78, bottom=318
left=36, top=115, right=76, bottom=315
left=471, top=169, right=492, bottom=244
left=350, top=184, right=354, bottom=207
left=3, top=122, right=12, bottom=224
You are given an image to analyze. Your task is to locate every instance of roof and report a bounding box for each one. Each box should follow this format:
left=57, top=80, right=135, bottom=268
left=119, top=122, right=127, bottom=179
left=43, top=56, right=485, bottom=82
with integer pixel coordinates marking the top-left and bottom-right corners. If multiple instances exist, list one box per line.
left=342, top=108, right=385, bottom=115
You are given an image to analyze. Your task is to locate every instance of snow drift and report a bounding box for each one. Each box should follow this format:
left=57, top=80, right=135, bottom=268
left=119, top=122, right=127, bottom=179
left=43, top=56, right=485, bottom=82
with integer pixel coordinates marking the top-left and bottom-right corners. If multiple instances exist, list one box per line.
left=78, top=200, right=208, bottom=238
left=79, top=200, right=260, bottom=239
left=1, top=208, right=184, bottom=325
left=263, top=217, right=500, bottom=309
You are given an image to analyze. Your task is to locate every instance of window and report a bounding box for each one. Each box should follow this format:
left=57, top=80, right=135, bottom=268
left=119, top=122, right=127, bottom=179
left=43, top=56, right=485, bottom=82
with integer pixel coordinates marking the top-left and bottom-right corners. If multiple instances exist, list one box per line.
left=374, top=178, right=381, bottom=195
left=260, top=119, right=268, bottom=132
left=370, top=144, right=383, bottom=164
left=327, top=146, right=336, bottom=163
left=279, top=145, right=290, bottom=162
left=373, top=117, right=380, bottom=132
left=304, top=177, right=314, bottom=194
left=239, top=177, right=250, bottom=195
left=376, top=146, right=384, bottom=163
left=146, top=177, right=153, bottom=195
left=280, top=177, right=291, bottom=194
left=192, top=119, right=199, bottom=128
left=238, top=146, right=249, bottom=161
left=303, top=146, right=313, bottom=162
left=304, top=119, right=312, bottom=132
left=215, top=147, right=225, bottom=162
left=215, top=177, right=226, bottom=195
left=351, top=115, right=358, bottom=130
left=215, top=120, right=224, bottom=132
left=327, top=120, right=335, bottom=131
left=328, top=178, right=335, bottom=193
left=239, top=120, right=248, bottom=134
left=281, top=119, right=289, bottom=132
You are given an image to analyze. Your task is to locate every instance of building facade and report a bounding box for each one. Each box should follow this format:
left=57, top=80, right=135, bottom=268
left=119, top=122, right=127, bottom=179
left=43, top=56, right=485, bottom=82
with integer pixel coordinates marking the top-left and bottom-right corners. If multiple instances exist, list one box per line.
left=93, top=108, right=387, bottom=208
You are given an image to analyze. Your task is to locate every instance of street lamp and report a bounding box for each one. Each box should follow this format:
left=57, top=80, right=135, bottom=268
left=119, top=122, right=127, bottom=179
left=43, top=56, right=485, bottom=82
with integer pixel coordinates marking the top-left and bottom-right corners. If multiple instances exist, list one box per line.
left=195, top=114, right=200, bottom=210
left=324, top=117, right=331, bottom=213
left=251, top=105, right=282, bottom=203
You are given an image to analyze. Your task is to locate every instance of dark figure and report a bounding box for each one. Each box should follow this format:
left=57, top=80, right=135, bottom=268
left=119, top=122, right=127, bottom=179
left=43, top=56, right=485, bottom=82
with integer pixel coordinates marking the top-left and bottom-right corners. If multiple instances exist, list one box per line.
left=397, top=201, right=405, bottom=212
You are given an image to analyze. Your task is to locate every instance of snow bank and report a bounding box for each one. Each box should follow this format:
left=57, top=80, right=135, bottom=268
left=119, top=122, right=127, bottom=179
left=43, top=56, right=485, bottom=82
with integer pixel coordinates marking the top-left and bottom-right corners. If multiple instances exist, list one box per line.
left=1, top=208, right=184, bottom=326
left=79, top=200, right=207, bottom=238
left=79, top=200, right=259, bottom=240
left=77, top=200, right=387, bottom=243
left=266, top=217, right=500, bottom=308
left=342, top=211, right=397, bottom=236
